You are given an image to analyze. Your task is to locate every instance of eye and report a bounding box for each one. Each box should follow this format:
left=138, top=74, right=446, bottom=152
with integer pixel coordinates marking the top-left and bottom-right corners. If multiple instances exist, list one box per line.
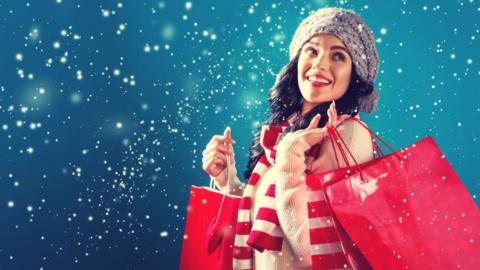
left=304, top=47, right=317, bottom=56
left=332, top=52, right=346, bottom=61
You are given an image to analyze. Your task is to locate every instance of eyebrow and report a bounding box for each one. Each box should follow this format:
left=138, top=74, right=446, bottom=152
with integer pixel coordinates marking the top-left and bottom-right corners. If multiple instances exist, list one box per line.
left=306, top=41, right=350, bottom=54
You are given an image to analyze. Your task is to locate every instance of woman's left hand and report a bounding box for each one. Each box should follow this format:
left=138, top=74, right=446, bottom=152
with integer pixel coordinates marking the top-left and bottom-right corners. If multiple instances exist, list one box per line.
left=288, top=101, right=351, bottom=148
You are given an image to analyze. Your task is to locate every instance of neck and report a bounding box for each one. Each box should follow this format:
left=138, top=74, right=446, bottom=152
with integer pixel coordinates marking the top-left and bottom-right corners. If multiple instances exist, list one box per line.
left=301, top=101, right=316, bottom=116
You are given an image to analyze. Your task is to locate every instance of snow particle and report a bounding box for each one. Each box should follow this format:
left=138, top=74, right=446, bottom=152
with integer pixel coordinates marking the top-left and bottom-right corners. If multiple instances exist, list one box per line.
left=15, top=53, right=23, bottom=61
left=53, top=41, right=61, bottom=49
left=7, top=201, right=14, bottom=208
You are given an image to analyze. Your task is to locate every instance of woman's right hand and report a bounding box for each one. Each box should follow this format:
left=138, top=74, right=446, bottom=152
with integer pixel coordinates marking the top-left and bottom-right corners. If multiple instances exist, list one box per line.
left=202, top=127, right=236, bottom=185
left=292, top=101, right=350, bottom=146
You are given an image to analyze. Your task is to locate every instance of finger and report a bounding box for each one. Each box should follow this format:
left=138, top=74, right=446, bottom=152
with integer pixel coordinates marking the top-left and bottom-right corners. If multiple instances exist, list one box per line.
left=303, top=128, right=328, bottom=146
left=208, top=134, right=236, bottom=146
left=307, top=114, right=321, bottom=130
left=327, top=102, right=338, bottom=125
left=203, top=142, right=230, bottom=156
left=337, top=114, right=351, bottom=124
left=205, top=163, right=224, bottom=177
left=203, top=158, right=227, bottom=174
left=331, top=101, right=338, bottom=123
left=327, top=104, right=333, bottom=125
left=223, top=126, right=235, bottom=155
left=203, top=151, right=227, bottom=164
left=203, top=156, right=224, bottom=172
left=224, top=127, right=231, bottom=141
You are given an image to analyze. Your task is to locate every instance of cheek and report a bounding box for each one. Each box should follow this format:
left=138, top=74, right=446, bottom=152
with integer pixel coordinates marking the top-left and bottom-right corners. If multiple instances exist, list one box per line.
left=297, top=56, right=310, bottom=75
left=335, top=66, right=352, bottom=86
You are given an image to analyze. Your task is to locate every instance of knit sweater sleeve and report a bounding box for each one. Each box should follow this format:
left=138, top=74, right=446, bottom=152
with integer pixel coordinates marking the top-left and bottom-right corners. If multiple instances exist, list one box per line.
left=274, top=119, right=374, bottom=267
left=210, top=163, right=245, bottom=196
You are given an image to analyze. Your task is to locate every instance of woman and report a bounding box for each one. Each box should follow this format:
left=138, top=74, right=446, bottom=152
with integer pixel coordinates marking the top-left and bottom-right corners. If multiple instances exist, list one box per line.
left=202, top=7, right=379, bottom=270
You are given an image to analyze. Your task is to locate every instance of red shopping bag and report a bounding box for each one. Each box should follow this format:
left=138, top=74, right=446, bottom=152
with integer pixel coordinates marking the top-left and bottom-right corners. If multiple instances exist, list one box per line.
left=180, top=185, right=241, bottom=270
left=308, top=118, right=480, bottom=269
left=307, top=180, right=373, bottom=270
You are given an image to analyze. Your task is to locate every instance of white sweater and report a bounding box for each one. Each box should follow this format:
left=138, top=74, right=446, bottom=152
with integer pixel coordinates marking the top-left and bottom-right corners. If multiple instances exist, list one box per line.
left=214, top=119, right=374, bottom=269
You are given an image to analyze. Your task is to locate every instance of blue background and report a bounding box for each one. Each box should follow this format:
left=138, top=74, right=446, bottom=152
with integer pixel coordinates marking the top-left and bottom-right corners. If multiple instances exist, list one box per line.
left=0, top=0, right=478, bottom=269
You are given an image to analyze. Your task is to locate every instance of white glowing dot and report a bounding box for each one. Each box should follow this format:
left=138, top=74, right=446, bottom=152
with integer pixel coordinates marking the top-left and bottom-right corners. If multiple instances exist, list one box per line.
left=88, top=216, right=93, bottom=221
left=76, top=70, right=83, bottom=80
left=53, top=41, right=61, bottom=49
left=39, top=87, right=45, bottom=94
left=15, top=53, right=23, bottom=61
left=2, top=124, right=8, bottom=130
left=144, top=44, right=151, bottom=53
left=116, top=122, right=123, bottom=129
left=60, top=29, right=68, bottom=36
left=26, top=147, right=34, bottom=154
left=210, top=34, right=217, bottom=40
left=113, top=69, right=121, bottom=76
left=56, top=0, right=62, bottom=3
left=102, top=9, right=110, bottom=17
left=119, top=23, right=126, bottom=31
left=20, top=106, right=29, bottom=113
left=60, top=56, right=67, bottom=63
left=16, top=120, right=23, bottom=127
left=457, top=122, right=462, bottom=127
left=27, top=205, right=33, bottom=212
left=14, top=181, right=19, bottom=187
left=160, top=231, right=168, bottom=237
left=380, top=27, right=388, bottom=35
left=185, top=1, right=192, bottom=10
left=467, top=58, right=473, bottom=65
left=450, top=53, right=456, bottom=59
left=117, top=2, right=123, bottom=8
left=7, top=201, right=14, bottom=208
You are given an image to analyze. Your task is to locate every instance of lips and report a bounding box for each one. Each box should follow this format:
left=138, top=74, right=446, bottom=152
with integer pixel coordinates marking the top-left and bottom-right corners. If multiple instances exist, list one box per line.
left=306, top=73, right=332, bottom=88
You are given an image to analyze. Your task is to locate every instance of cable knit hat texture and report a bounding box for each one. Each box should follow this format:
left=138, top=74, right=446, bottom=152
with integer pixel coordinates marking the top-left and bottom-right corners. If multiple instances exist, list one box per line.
left=289, top=7, right=380, bottom=113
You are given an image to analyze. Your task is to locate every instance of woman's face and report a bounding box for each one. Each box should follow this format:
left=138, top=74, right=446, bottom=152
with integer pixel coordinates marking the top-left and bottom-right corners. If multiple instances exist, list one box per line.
left=297, top=34, right=353, bottom=115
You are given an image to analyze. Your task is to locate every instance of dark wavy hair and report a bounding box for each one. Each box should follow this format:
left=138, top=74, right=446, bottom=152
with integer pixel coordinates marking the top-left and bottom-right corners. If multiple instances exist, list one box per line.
left=243, top=51, right=374, bottom=180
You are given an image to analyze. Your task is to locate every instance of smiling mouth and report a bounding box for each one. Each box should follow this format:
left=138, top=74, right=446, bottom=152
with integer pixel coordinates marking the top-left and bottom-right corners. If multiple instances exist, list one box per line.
left=306, top=75, right=332, bottom=88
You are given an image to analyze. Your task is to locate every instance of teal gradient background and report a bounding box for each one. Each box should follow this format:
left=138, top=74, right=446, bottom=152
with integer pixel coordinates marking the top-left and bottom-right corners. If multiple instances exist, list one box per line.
left=0, top=0, right=478, bottom=269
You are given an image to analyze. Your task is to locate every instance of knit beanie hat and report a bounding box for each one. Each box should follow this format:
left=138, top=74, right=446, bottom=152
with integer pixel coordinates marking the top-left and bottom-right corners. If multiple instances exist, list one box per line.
left=289, top=7, right=380, bottom=113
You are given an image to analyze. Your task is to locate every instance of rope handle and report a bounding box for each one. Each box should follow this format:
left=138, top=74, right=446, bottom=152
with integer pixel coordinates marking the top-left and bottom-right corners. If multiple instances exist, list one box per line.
left=209, top=149, right=233, bottom=225
left=324, top=117, right=402, bottom=179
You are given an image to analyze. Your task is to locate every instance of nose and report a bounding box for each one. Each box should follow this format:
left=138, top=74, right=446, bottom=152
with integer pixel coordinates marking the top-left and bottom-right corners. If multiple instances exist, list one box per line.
left=312, top=50, right=329, bottom=70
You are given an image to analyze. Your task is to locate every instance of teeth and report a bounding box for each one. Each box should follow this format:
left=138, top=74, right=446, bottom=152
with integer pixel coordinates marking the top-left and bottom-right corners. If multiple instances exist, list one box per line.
left=308, top=76, right=330, bottom=84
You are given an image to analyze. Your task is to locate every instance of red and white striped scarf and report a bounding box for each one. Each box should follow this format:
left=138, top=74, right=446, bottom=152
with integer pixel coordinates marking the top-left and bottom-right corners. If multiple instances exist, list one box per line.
left=232, top=121, right=321, bottom=269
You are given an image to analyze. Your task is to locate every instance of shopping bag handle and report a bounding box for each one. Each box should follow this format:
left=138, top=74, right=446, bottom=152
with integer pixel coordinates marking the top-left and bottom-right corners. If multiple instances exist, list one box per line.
left=325, top=117, right=401, bottom=180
